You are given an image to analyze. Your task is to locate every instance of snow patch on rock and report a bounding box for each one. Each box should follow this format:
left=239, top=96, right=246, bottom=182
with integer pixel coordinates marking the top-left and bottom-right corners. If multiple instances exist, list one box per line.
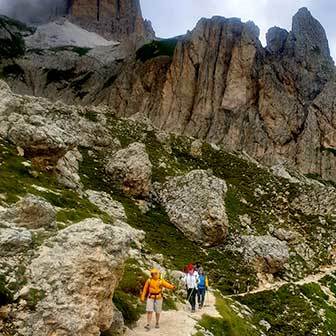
left=25, top=18, right=119, bottom=49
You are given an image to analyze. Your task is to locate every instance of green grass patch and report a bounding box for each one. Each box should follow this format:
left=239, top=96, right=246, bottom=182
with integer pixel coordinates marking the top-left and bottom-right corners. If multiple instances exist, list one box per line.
left=25, top=288, right=46, bottom=310
left=113, top=259, right=147, bottom=326
left=136, top=38, right=178, bottom=62
left=0, top=274, right=13, bottom=306
left=0, top=141, right=109, bottom=223
left=1, top=63, right=25, bottom=80
left=236, top=282, right=336, bottom=335
left=197, top=293, right=258, bottom=336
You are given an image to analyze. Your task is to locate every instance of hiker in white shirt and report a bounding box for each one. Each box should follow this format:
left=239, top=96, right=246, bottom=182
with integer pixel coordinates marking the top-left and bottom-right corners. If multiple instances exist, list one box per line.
left=183, top=265, right=199, bottom=312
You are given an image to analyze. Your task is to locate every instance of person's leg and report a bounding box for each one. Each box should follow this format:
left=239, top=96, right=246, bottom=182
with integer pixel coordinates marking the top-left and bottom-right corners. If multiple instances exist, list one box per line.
left=145, top=299, right=154, bottom=330
left=155, top=299, right=162, bottom=328
left=191, top=289, right=196, bottom=312
left=147, top=312, right=153, bottom=325
left=197, top=288, right=201, bottom=307
left=187, top=288, right=192, bottom=305
left=200, top=288, right=205, bottom=307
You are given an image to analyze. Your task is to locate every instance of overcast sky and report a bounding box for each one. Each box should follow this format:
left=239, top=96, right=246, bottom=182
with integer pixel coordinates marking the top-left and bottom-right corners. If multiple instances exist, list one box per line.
left=141, top=0, right=336, bottom=60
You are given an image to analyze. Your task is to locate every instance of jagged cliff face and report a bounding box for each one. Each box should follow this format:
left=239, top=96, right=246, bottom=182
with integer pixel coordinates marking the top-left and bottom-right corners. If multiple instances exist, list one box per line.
left=108, top=8, right=336, bottom=181
left=68, top=0, right=155, bottom=40
left=1, top=7, right=335, bottom=181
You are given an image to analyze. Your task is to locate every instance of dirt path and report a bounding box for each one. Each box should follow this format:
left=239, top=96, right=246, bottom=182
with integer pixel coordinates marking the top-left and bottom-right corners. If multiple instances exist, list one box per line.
left=126, top=266, right=336, bottom=335
left=229, top=265, right=336, bottom=298
left=125, top=291, right=220, bottom=336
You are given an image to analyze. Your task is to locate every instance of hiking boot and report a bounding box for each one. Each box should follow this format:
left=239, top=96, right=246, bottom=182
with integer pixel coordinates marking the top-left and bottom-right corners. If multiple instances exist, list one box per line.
left=144, top=324, right=151, bottom=331
left=191, top=309, right=196, bottom=313
left=155, top=323, right=160, bottom=329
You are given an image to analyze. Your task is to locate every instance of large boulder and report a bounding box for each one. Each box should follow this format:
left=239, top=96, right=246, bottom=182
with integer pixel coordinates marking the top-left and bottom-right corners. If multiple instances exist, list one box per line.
left=106, top=142, right=152, bottom=197
left=157, top=170, right=228, bottom=246
left=232, top=235, right=289, bottom=274
left=0, top=226, right=32, bottom=256
left=56, top=148, right=83, bottom=190
left=86, top=190, right=127, bottom=220
left=1, top=194, right=56, bottom=230
left=86, top=190, right=145, bottom=246
left=19, top=218, right=133, bottom=336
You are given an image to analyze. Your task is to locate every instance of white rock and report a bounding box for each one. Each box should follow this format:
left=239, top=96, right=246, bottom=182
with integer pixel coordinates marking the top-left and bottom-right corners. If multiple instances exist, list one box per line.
left=1, top=194, right=56, bottom=229
left=22, top=218, right=133, bottom=336
left=56, top=148, right=83, bottom=189
left=106, top=142, right=152, bottom=197
left=86, top=190, right=126, bottom=220
left=25, top=19, right=119, bottom=49
left=157, top=170, right=229, bottom=246
left=0, top=227, right=32, bottom=256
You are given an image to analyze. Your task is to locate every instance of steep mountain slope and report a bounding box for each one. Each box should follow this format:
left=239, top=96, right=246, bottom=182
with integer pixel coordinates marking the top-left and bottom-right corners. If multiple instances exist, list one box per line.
left=1, top=3, right=336, bottom=335
left=1, top=8, right=335, bottom=183
left=0, top=81, right=335, bottom=335
left=107, top=8, right=336, bottom=181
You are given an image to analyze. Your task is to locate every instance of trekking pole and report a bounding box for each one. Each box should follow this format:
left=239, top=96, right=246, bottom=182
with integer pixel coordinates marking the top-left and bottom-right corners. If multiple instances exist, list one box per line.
left=185, top=288, right=194, bottom=311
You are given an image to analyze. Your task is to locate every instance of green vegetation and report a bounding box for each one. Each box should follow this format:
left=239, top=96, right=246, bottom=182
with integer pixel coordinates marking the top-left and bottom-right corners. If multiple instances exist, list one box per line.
left=305, top=173, right=336, bottom=188
left=0, top=141, right=109, bottom=223
left=44, top=68, right=91, bottom=98
left=7, top=264, right=27, bottom=294
left=82, top=109, right=98, bottom=122
left=319, top=272, right=336, bottom=295
left=196, top=293, right=258, bottom=336
left=1, top=63, right=25, bottom=81
left=79, top=142, right=258, bottom=294
left=0, top=274, right=13, bottom=306
left=236, top=282, right=336, bottom=335
left=0, top=15, right=32, bottom=58
left=0, top=15, right=35, bottom=34
left=25, top=288, right=46, bottom=310
left=45, top=68, right=77, bottom=85
left=113, top=260, right=147, bottom=326
left=320, top=146, right=336, bottom=156
left=69, top=72, right=92, bottom=98
left=136, top=38, right=178, bottom=62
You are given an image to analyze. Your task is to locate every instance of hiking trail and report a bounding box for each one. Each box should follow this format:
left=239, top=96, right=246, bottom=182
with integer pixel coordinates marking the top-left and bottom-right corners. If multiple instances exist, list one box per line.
left=126, top=265, right=336, bottom=336
left=125, top=291, right=220, bottom=336
left=228, top=265, right=336, bottom=298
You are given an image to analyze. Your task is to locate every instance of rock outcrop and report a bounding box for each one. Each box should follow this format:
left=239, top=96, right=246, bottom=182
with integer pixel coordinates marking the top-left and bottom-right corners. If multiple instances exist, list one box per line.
left=0, top=226, right=32, bottom=256
left=231, top=235, right=290, bottom=274
left=0, top=195, right=56, bottom=230
left=0, top=80, right=116, bottom=168
left=106, top=8, right=336, bottom=182
left=86, top=190, right=127, bottom=220
left=56, top=147, right=83, bottom=189
left=106, top=142, right=152, bottom=197
left=19, top=218, right=132, bottom=336
left=2, top=7, right=336, bottom=181
left=69, top=0, right=155, bottom=41
left=0, top=16, right=33, bottom=59
left=157, top=170, right=229, bottom=246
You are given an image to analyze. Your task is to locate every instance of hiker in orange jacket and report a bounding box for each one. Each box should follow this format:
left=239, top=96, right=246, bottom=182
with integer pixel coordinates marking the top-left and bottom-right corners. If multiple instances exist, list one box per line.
left=141, top=268, right=175, bottom=331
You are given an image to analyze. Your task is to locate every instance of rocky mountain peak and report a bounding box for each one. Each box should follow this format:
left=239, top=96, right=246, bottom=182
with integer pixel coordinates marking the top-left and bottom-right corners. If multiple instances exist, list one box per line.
left=68, top=0, right=155, bottom=41
left=266, top=27, right=288, bottom=54
left=291, top=7, right=333, bottom=65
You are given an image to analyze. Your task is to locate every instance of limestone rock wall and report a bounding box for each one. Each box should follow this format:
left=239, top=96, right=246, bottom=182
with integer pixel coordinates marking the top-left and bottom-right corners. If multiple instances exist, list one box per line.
left=108, top=8, right=336, bottom=181
left=69, top=0, right=155, bottom=40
